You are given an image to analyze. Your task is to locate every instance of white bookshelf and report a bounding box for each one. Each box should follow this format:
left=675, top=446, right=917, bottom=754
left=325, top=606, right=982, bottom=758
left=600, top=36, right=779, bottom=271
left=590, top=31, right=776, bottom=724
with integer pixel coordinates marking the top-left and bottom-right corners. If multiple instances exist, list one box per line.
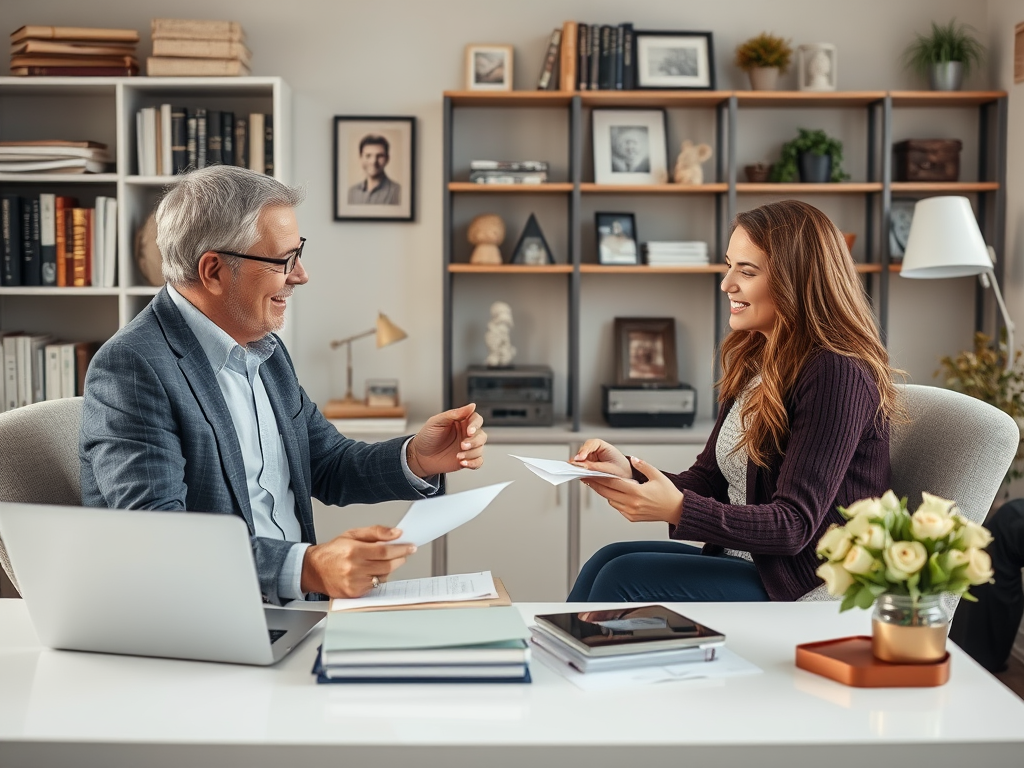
left=0, top=76, right=291, bottom=346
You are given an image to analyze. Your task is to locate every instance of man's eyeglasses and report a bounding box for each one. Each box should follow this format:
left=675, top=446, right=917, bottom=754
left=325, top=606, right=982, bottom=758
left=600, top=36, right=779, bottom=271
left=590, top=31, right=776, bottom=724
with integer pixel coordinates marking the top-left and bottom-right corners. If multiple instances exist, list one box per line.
left=214, top=237, right=305, bottom=274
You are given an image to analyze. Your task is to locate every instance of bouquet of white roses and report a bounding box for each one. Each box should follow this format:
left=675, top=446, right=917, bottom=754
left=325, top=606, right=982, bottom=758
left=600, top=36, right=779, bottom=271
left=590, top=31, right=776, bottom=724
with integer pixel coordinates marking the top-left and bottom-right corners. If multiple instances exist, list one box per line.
left=815, top=490, right=995, bottom=611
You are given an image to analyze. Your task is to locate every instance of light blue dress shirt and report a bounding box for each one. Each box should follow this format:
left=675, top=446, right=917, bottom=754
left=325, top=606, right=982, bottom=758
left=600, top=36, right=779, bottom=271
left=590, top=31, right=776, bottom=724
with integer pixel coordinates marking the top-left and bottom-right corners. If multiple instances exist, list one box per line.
left=166, top=285, right=435, bottom=600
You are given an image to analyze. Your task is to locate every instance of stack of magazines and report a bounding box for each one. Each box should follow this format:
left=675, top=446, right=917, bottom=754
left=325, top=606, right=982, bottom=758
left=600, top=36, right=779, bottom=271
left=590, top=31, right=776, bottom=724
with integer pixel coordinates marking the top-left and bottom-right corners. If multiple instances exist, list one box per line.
left=642, top=241, right=710, bottom=266
left=469, top=160, right=548, bottom=185
left=529, top=605, right=724, bottom=673
left=0, top=140, right=112, bottom=175
left=314, top=605, right=532, bottom=683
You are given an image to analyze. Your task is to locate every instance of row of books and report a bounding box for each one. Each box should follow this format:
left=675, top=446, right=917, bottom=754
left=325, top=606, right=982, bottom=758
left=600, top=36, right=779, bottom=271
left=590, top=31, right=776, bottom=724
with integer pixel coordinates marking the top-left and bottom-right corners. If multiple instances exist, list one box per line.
left=0, top=140, right=112, bottom=175
left=147, top=18, right=251, bottom=77
left=0, top=194, right=116, bottom=288
left=135, top=106, right=274, bottom=176
left=469, top=159, right=549, bottom=185
left=0, top=333, right=100, bottom=412
left=537, top=21, right=636, bottom=92
left=9, top=25, right=140, bottom=77
left=642, top=241, right=710, bottom=266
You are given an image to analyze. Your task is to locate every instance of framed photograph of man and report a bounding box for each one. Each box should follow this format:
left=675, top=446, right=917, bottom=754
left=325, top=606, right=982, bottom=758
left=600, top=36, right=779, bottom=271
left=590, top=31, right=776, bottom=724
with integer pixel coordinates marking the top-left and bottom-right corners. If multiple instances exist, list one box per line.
left=595, top=212, right=639, bottom=265
left=613, top=317, right=679, bottom=387
left=592, top=109, right=668, bottom=185
left=333, top=116, right=415, bottom=222
left=465, top=44, right=514, bottom=91
left=634, top=31, right=715, bottom=90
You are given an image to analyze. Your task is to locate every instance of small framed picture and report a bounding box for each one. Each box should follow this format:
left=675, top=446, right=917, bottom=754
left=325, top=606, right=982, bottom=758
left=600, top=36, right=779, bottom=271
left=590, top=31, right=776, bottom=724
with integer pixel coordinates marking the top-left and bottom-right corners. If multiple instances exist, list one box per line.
left=465, top=44, right=514, bottom=91
left=366, top=378, right=400, bottom=407
left=592, top=109, right=669, bottom=185
left=595, top=212, right=639, bottom=265
left=634, top=31, right=715, bottom=90
left=511, top=213, right=554, bottom=265
left=614, top=317, right=679, bottom=387
left=889, top=198, right=916, bottom=259
left=333, top=116, right=415, bottom=222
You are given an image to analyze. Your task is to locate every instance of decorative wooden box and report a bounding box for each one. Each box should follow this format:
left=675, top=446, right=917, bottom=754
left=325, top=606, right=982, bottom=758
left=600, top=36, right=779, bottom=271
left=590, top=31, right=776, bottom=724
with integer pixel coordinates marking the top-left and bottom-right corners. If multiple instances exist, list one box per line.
left=894, top=139, right=962, bottom=182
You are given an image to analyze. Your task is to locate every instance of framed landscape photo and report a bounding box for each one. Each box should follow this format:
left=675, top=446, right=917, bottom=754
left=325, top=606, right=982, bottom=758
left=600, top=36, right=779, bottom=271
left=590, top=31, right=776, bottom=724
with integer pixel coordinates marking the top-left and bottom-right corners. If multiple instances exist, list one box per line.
left=634, top=31, right=715, bottom=90
left=465, top=44, right=514, bottom=91
left=614, top=317, right=679, bottom=387
left=595, top=212, right=639, bottom=265
left=592, top=109, right=668, bottom=185
left=333, top=116, right=415, bottom=222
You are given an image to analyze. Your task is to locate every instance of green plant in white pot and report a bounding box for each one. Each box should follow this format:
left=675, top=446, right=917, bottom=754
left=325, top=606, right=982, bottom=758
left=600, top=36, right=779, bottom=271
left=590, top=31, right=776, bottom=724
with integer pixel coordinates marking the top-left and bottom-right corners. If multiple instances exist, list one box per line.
left=902, top=18, right=985, bottom=91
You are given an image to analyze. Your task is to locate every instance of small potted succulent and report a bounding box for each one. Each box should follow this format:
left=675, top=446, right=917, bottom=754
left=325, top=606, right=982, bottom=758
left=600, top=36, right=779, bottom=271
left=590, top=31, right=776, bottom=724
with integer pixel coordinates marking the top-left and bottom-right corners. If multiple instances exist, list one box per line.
left=770, top=128, right=850, bottom=183
left=735, top=32, right=793, bottom=91
left=901, top=18, right=985, bottom=91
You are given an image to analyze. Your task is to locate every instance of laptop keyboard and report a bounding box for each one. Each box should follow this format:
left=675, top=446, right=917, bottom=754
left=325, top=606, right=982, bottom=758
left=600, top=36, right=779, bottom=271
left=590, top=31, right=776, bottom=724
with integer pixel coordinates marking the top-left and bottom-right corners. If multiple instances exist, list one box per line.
left=268, top=628, right=288, bottom=644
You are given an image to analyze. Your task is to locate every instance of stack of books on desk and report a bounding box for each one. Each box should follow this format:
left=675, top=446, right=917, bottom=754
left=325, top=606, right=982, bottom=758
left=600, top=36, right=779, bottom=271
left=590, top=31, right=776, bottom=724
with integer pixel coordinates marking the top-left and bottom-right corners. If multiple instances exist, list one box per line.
left=530, top=605, right=724, bottom=673
left=469, top=160, right=548, bottom=185
left=315, top=605, right=532, bottom=683
left=642, top=241, right=710, bottom=266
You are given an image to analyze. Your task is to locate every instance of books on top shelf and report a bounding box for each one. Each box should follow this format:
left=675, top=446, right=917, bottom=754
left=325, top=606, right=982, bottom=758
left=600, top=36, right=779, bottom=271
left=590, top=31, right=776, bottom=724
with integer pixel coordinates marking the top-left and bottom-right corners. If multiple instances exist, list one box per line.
left=535, top=21, right=636, bottom=91
left=134, top=105, right=272, bottom=176
left=642, top=241, right=710, bottom=266
left=315, top=605, right=532, bottom=683
left=148, top=18, right=250, bottom=77
left=9, top=26, right=140, bottom=76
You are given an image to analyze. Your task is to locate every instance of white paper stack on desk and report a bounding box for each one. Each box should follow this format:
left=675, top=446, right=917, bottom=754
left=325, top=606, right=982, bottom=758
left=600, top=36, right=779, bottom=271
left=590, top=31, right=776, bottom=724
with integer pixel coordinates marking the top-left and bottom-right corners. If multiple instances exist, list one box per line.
left=530, top=604, right=725, bottom=673
left=317, top=605, right=532, bottom=683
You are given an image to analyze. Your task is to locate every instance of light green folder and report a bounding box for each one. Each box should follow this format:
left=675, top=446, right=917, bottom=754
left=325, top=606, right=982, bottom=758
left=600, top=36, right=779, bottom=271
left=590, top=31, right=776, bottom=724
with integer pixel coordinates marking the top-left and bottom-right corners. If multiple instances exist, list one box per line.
left=323, top=606, right=531, bottom=652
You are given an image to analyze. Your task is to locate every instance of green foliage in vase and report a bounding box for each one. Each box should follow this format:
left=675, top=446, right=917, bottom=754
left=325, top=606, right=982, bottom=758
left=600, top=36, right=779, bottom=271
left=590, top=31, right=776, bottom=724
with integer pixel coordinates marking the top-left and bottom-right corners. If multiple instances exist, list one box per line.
left=769, top=128, right=850, bottom=183
left=734, top=32, right=794, bottom=73
left=902, top=18, right=985, bottom=78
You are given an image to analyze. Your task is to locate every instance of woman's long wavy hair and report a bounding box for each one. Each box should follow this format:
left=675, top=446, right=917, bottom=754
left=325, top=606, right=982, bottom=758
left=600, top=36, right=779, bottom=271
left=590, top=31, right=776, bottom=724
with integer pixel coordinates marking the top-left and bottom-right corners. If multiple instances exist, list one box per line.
left=720, top=200, right=903, bottom=468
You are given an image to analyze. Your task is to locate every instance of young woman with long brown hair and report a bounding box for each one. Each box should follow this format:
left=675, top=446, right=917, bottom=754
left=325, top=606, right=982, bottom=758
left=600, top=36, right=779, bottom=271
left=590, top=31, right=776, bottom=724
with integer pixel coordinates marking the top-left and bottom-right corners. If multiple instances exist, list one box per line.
left=567, top=200, right=903, bottom=602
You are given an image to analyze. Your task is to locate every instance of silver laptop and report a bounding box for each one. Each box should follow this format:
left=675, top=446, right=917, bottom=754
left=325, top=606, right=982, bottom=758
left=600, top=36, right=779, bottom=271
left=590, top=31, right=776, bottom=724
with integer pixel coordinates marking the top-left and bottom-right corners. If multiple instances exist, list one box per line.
left=0, top=502, right=325, bottom=665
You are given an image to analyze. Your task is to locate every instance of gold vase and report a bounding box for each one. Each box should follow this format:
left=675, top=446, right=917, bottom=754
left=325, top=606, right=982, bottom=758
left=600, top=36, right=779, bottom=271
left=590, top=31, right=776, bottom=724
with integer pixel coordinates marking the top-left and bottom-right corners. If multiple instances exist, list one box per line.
left=871, top=593, right=949, bottom=664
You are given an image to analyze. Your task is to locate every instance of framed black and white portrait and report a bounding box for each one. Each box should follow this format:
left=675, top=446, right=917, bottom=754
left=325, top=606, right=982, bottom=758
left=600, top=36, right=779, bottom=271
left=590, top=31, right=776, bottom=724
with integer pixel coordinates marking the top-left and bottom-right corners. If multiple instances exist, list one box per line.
left=333, top=116, right=415, bottom=222
left=595, top=212, right=639, bottom=265
left=465, top=44, right=514, bottom=91
left=634, top=31, right=715, bottom=90
left=592, top=109, right=668, bottom=185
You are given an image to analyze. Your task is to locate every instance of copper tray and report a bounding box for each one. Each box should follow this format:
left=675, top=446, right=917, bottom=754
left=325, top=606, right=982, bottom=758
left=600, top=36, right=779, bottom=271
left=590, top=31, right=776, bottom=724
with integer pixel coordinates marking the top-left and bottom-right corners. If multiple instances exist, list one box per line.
left=795, top=635, right=950, bottom=687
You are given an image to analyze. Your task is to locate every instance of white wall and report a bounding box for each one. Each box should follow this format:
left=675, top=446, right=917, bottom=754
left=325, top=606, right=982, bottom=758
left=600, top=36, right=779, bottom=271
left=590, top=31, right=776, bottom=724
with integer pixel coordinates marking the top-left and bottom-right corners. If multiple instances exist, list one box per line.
left=2, top=0, right=1002, bottom=416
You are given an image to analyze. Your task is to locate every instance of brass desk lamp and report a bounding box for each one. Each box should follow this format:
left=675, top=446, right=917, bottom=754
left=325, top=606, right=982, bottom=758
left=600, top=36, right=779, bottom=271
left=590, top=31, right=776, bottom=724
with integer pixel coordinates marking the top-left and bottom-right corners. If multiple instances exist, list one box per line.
left=324, top=313, right=407, bottom=417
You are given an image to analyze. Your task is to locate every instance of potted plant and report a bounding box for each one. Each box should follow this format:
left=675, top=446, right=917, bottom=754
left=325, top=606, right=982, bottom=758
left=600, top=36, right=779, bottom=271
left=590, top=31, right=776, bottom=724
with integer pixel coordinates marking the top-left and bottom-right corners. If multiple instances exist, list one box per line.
left=815, top=490, right=994, bottom=663
left=769, top=128, right=850, bottom=183
left=901, top=18, right=985, bottom=91
left=735, top=32, right=793, bottom=91
left=937, top=331, right=1024, bottom=483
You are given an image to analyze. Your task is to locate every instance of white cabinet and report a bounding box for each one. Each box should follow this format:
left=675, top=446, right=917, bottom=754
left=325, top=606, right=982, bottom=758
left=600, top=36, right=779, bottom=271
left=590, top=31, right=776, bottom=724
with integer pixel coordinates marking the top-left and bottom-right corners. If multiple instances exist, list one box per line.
left=445, top=444, right=570, bottom=602
left=577, top=443, right=703, bottom=575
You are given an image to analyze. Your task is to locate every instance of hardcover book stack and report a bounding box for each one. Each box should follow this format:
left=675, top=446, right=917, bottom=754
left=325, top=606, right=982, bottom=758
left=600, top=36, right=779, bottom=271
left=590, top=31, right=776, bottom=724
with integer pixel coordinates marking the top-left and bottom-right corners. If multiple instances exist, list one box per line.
left=147, top=18, right=251, bottom=77
left=1, top=192, right=116, bottom=288
left=642, top=241, right=710, bottom=266
left=469, top=160, right=548, bottom=185
left=0, top=140, right=112, bottom=175
left=9, top=25, right=140, bottom=76
left=135, top=105, right=273, bottom=175
left=315, top=606, right=532, bottom=684
left=537, top=20, right=635, bottom=91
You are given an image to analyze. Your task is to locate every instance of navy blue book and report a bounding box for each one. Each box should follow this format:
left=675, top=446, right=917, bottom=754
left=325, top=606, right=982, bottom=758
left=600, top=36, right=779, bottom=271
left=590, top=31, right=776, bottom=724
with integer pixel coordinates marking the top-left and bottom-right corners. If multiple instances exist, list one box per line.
left=622, top=23, right=635, bottom=90
left=613, top=24, right=625, bottom=89
left=21, top=196, right=42, bottom=286
left=1, top=194, right=23, bottom=286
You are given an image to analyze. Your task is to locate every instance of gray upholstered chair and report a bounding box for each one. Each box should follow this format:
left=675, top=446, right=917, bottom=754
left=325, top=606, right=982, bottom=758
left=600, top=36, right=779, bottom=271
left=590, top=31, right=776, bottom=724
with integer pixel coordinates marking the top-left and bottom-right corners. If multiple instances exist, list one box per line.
left=0, top=397, right=83, bottom=595
left=890, top=384, right=1020, bottom=618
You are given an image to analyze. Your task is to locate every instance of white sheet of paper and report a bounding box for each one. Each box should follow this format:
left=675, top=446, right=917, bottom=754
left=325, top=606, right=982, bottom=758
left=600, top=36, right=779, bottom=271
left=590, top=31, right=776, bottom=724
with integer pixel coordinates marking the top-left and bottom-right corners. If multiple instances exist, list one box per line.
left=511, top=454, right=624, bottom=486
left=330, top=571, right=498, bottom=611
left=533, top=645, right=762, bottom=691
left=391, top=481, right=512, bottom=546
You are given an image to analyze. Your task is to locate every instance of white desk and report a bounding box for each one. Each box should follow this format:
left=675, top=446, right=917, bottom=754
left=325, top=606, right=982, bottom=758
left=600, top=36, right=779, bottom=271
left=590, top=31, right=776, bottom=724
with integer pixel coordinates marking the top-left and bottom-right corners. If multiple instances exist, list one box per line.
left=2, top=598, right=1023, bottom=768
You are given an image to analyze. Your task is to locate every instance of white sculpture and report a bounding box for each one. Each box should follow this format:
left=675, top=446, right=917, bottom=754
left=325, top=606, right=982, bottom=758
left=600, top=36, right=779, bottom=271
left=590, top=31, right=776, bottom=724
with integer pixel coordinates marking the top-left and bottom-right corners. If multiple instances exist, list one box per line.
left=485, top=301, right=516, bottom=367
left=797, top=43, right=837, bottom=92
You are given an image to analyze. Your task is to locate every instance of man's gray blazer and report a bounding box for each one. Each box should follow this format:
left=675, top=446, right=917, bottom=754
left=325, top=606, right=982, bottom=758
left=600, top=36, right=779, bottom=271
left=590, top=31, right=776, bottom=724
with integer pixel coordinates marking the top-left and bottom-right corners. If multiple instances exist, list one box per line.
left=80, top=288, right=429, bottom=604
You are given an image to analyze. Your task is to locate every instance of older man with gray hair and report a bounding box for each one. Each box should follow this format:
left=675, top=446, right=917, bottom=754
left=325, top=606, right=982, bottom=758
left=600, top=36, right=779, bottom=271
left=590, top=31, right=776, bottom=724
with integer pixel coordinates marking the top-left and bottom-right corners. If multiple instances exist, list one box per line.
left=80, top=166, right=486, bottom=604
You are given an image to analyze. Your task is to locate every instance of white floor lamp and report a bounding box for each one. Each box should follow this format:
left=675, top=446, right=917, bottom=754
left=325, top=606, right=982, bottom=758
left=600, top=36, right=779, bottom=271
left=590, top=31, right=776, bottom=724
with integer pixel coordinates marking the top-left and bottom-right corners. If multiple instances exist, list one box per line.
left=899, top=196, right=1015, bottom=371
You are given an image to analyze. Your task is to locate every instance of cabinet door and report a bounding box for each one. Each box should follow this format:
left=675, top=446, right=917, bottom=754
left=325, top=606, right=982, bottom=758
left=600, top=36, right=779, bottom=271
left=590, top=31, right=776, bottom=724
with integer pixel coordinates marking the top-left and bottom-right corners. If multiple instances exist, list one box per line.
left=578, top=443, right=703, bottom=574
left=445, top=444, right=569, bottom=602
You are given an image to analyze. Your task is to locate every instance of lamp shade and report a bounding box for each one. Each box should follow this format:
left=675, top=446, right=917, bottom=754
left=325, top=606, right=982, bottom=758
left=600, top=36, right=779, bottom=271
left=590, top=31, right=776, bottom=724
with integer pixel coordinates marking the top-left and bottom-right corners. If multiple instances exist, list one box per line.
left=899, top=196, right=992, bottom=278
left=374, top=312, right=407, bottom=348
